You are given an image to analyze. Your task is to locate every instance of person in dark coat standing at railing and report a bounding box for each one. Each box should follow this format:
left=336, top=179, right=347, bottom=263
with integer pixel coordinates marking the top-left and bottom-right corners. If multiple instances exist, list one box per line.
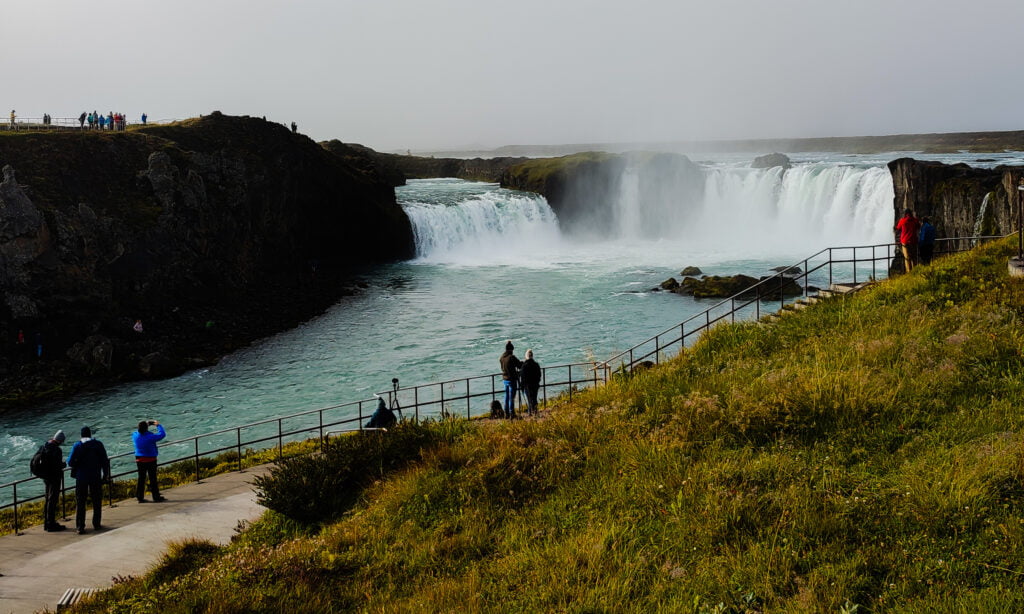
left=67, top=426, right=110, bottom=534
left=133, top=419, right=166, bottom=503
left=918, top=216, right=936, bottom=266
left=499, top=340, right=522, bottom=419
left=520, top=349, right=542, bottom=416
left=34, top=430, right=67, bottom=531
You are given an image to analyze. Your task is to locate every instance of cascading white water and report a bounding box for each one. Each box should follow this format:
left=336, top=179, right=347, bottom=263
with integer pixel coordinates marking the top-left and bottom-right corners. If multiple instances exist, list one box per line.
left=973, top=192, right=992, bottom=237
left=403, top=182, right=561, bottom=264
left=693, top=164, right=894, bottom=253
left=403, top=163, right=896, bottom=264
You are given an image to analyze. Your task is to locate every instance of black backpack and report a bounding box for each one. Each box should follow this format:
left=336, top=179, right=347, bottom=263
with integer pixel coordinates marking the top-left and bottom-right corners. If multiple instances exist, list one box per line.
left=29, top=445, right=48, bottom=478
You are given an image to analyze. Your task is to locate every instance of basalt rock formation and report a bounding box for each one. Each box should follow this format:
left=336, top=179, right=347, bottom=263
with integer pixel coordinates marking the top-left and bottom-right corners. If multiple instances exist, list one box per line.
left=888, top=158, right=1023, bottom=242
left=0, top=113, right=414, bottom=410
left=320, top=143, right=529, bottom=185
left=751, top=153, right=791, bottom=170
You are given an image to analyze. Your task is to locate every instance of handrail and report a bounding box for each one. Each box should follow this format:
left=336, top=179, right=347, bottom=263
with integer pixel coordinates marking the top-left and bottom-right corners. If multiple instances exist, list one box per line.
left=0, top=234, right=1004, bottom=533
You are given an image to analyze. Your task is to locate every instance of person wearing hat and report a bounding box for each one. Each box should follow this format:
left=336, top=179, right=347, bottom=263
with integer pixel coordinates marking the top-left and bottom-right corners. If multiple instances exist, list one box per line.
left=37, top=430, right=68, bottom=531
left=67, top=427, right=110, bottom=534
left=499, top=340, right=522, bottom=419
left=133, top=419, right=166, bottom=502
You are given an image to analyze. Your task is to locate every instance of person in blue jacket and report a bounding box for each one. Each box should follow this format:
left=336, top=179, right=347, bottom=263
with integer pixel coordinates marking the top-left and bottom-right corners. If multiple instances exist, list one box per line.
left=67, top=426, right=110, bottom=534
left=133, top=419, right=166, bottom=503
left=365, top=397, right=396, bottom=429
left=918, top=216, right=937, bottom=266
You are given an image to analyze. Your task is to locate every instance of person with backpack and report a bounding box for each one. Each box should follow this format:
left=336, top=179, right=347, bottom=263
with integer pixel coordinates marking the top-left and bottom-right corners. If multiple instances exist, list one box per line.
left=67, top=426, right=110, bottom=534
left=133, top=419, right=166, bottom=502
left=31, top=430, right=68, bottom=532
left=499, top=340, right=522, bottom=419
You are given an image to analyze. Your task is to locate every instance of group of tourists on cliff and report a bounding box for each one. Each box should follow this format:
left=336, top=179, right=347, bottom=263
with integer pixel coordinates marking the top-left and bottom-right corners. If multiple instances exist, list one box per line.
left=79, top=110, right=136, bottom=131
left=895, top=209, right=937, bottom=272
left=31, top=419, right=167, bottom=534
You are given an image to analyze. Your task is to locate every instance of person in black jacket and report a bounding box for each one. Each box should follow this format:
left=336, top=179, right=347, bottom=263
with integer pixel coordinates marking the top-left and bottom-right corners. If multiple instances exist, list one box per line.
left=499, top=340, right=522, bottom=419
left=365, top=397, right=397, bottom=429
left=520, top=349, right=542, bottom=416
left=67, top=426, right=110, bottom=534
left=39, top=430, right=67, bottom=532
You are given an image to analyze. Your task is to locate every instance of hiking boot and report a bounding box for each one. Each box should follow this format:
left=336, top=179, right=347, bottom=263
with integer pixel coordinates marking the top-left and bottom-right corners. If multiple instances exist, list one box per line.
left=45, top=523, right=66, bottom=532
left=153, top=496, right=166, bottom=502
left=77, top=527, right=86, bottom=535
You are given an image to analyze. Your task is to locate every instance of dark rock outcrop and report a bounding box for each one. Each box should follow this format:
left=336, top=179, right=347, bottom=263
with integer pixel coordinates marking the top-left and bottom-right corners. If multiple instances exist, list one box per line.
left=680, top=266, right=702, bottom=276
left=655, top=273, right=802, bottom=300
left=751, top=153, right=791, bottom=170
left=0, top=113, right=415, bottom=410
left=321, top=144, right=529, bottom=185
left=888, top=158, right=1021, bottom=243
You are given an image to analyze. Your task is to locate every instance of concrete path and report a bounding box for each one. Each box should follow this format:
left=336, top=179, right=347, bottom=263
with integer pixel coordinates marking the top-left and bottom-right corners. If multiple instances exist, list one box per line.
left=0, top=465, right=271, bottom=614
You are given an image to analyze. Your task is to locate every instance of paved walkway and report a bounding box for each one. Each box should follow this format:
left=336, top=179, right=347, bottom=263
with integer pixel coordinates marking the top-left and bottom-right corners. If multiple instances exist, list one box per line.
left=0, top=465, right=270, bottom=614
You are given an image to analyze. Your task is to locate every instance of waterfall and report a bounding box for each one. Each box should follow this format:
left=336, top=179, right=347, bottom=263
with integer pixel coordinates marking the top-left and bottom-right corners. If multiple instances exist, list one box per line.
left=973, top=192, right=992, bottom=237
left=402, top=181, right=561, bottom=264
left=608, top=162, right=894, bottom=254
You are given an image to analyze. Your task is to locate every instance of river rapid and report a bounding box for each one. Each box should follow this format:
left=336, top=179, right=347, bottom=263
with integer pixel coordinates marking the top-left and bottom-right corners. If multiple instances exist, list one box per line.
left=3, top=150, right=1021, bottom=492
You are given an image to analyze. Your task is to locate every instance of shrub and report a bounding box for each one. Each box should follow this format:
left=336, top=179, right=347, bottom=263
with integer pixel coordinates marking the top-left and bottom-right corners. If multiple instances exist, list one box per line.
left=254, top=421, right=453, bottom=525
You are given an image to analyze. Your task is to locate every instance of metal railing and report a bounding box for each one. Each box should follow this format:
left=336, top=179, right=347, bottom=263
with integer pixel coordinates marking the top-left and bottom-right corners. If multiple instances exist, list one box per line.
left=0, top=235, right=1003, bottom=533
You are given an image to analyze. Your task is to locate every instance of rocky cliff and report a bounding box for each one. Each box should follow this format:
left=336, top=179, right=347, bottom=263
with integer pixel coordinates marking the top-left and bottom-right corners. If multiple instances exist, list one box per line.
left=888, top=158, right=1022, bottom=242
left=319, top=143, right=528, bottom=185
left=0, top=113, right=414, bottom=409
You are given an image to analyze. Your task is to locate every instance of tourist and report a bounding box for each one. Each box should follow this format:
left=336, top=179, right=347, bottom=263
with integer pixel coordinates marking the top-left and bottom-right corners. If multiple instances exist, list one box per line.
left=489, top=399, right=504, bottom=419
left=291, top=121, right=297, bottom=133
left=67, top=426, right=110, bottom=534
left=520, top=349, right=542, bottom=416
left=33, top=430, right=67, bottom=531
left=9, top=110, right=15, bottom=129
left=107, top=112, right=114, bottom=131
left=79, top=112, right=86, bottom=128
left=365, top=397, right=396, bottom=429
left=499, top=340, right=522, bottom=419
left=919, top=216, right=936, bottom=266
left=894, top=209, right=920, bottom=272
left=98, top=114, right=105, bottom=130
left=141, top=112, right=147, bottom=125
left=133, top=419, right=166, bottom=503
left=34, top=331, right=43, bottom=358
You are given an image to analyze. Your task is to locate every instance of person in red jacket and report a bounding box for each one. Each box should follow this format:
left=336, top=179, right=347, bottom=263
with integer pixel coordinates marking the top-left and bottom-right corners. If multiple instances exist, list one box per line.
left=895, top=209, right=921, bottom=272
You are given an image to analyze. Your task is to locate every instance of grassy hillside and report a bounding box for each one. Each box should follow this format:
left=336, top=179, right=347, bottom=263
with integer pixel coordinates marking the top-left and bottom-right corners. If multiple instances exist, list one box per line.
left=77, top=239, right=1024, bottom=613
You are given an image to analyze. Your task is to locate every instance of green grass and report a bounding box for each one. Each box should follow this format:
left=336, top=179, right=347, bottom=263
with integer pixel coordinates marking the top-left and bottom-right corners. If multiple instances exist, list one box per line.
left=72, top=238, right=1024, bottom=613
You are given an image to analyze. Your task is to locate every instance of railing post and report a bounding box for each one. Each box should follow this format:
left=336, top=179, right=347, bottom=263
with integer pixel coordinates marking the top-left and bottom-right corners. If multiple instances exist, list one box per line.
left=440, top=383, right=445, bottom=419
left=12, top=483, right=19, bottom=535
left=318, top=411, right=324, bottom=452
left=542, top=368, right=547, bottom=405
left=415, top=386, right=419, bottom=422
left=680, top=322, right=685, bottom=349
left=194, top=438, right=201, bottom=483
left=237, top=428, right=243, bottom=471
left=466, top=378, right=471, bottom=420
left=569, top=366, right=574, bottom=401
left=829, top=248, right=834, bottom=287
left=655, top=335, right=660, bottom=365
left=853, top=247, right=859, bottom=284
left=277, top=419, right=283, bottom=460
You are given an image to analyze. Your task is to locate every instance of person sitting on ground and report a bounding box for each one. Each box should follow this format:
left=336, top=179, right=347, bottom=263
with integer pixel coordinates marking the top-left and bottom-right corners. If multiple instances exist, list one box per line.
left=366, top=397, right=397, bottom=429
left=490, top=399, right=504, bottom=419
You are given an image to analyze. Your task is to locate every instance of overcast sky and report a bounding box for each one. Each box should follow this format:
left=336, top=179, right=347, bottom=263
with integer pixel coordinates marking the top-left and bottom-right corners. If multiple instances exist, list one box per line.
left=5, top=0, right=1024, bottom=152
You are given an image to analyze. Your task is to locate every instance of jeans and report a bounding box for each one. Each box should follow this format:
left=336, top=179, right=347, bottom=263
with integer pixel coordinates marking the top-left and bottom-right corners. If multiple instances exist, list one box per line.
left=136, top=460, right=160, bottom=501
left=503, top=379, right=517, bottom=418
left=75, top=480, right=103, bottom=529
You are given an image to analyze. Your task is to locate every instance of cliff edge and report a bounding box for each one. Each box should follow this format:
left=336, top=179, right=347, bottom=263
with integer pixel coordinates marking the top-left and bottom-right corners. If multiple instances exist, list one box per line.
left=0, top=113, right=414, bottom=410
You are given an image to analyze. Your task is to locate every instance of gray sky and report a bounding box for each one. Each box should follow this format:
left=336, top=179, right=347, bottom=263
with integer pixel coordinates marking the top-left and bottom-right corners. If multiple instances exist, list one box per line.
left=5, top=0, right=1023, bottom=152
